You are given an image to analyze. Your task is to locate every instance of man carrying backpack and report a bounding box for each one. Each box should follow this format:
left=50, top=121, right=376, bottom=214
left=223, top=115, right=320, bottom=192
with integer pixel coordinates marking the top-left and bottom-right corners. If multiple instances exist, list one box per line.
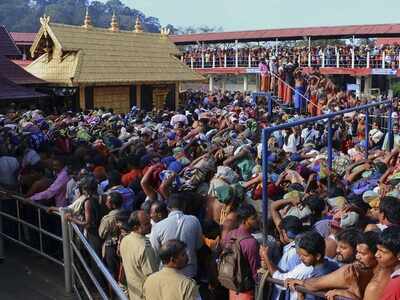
left=219, top=204, right=260, bottom=300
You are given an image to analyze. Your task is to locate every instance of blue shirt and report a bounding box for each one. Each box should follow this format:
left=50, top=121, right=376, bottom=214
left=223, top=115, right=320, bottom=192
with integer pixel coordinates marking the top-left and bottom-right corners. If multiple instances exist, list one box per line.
left=150, top=210, right=203, bottom=278
left=305, top=259, right=339, bottom=300
left=107, top=185, right=135, bottom=212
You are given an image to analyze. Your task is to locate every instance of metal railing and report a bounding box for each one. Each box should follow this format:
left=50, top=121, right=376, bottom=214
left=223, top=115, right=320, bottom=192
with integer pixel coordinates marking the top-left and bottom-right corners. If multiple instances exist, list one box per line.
left=263, top=277, right=352, bottom=300
left=260, top=100, right=395, bottom=239
left=0, top=189, right=67, bottom=271
left=0, top=190, right=128, bottom=300
left=183, top=50, right=400, bottom=70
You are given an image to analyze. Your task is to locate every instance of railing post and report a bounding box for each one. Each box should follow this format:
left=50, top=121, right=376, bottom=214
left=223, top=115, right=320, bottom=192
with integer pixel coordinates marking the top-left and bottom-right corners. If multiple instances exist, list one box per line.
left=0, top=198, right=4, bottom=262
left=201, top=53, right=205, bottom=69
left=388, top=103, right=394, bottom=150
left=212, top=54, right=215, bottom=68
left=367, top=51, right=370, bottom=68
left=382, top=51, right=386, bottom=69
left=365, top=109, right=369, bottom=159
left=267, top=93, right=272, bottom=116
left=190, top=57, right=194, bottom=69
left=224, top=53, right=227, bottom=68
left=248, top=52, right=251, bottom=68
left=336, top=51, right=340, bottom=68
left=351, top=49, right=355, bottom=69
left=60, top=208, right=72, bottom=294
left=321, top=52, right=325, bottom=68
left=308, top=52, right=311, bottom=67
left=261, top=129, right=270, bottom=244
left=327, top=118, right=333, bottom=171
left=235, top=40, right=239, bottom=68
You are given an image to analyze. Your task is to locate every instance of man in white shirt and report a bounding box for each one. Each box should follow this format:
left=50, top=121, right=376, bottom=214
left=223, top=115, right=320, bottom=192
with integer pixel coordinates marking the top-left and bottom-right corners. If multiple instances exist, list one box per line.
left=261, top=231, right=338, bottom=300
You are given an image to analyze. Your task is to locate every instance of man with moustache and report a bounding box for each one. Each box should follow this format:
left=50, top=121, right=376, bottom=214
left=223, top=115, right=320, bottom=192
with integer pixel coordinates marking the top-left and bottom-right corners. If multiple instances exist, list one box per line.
left=143, top=239, right=201, bottom=300
left=376, top=226, right=400, bottom=300
left=288, top=231, right=382, bottom=300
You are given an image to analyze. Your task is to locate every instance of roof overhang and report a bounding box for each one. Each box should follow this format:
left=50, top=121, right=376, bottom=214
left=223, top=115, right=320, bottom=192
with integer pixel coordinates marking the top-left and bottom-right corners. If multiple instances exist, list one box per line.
left=170, top=23, right=400, bottom=45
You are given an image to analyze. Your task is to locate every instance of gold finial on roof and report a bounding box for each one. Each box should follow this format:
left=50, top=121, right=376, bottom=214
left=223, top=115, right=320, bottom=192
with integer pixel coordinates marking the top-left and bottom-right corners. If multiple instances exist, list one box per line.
left=40, top=14, right=51, bottom=27
left=82, top=7, right=93, bottom=29
left=160, top=27, right=170, bottom=38
left=110, top=11, right=119, bottom=32
left=135, top=16, right=143, bottom=33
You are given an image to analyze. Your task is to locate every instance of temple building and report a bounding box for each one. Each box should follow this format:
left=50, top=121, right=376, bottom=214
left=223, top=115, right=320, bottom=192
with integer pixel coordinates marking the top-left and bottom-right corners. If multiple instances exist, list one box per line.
left=26, top=13, right=204, bottom=113
left=0, top=25, right=47, bottom=106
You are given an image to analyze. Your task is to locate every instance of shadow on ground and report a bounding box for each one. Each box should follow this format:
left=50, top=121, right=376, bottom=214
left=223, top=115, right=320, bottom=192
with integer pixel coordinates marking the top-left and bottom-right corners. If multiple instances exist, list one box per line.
left=0, top=241, right=77, bottom=300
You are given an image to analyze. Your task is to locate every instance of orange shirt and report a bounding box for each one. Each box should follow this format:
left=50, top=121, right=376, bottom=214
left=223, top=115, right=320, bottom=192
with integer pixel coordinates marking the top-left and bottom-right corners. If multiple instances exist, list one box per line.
left=121, top=169, right=143, bottom=187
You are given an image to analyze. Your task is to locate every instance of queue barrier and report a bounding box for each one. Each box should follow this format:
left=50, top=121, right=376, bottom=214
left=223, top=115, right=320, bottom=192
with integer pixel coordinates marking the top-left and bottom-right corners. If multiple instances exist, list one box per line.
left=264, top=277, right=352, bottom=300
left=0, top=190, right=128, bottom=300
left=261, top=100, right=395, bottom=239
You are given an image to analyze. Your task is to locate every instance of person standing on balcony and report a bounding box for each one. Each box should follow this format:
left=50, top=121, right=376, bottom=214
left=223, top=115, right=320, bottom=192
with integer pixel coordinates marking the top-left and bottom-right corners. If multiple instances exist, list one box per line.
left=294, top=68, right=305, bottom=114
left=269, top=56, right=278, bottom=94
left=259, top=58, right=269, bottom=92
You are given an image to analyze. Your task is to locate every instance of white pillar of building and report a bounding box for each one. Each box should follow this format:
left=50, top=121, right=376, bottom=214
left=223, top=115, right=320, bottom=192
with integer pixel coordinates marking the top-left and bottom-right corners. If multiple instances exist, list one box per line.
left=356, top=76, right=362, bottom=98
left=209, top=75, right=214, bottom=92
left=235, top=39, right=239, bottom=68
left=221, top=78, right=226, bottom=92
left=243, top=75, right=248, bottom=92
left=364, top=76, right=372, bottom=96
left=382, top=51, right=386, bottom=69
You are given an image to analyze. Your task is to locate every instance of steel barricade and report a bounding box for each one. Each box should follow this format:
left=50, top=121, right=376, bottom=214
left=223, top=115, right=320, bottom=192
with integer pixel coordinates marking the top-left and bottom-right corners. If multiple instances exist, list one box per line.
left=0, top=190, right=70, bottom=292
left=0, top=190, right=128, bottom=299
left=69, top=222, right=128, bottom=300
left=263, top=277, right=352, bottom=300
left=261, top=100, right=394, bottom=240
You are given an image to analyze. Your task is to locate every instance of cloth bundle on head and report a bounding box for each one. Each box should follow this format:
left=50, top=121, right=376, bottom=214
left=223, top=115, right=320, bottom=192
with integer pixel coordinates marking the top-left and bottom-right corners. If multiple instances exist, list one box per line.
left=215, top=166, right=239, bottom=184
left=335, top=211, right=360, bottom=229
left=362, top=190, right=379, bottom=209
left=327, top=196, right=347, bottom=210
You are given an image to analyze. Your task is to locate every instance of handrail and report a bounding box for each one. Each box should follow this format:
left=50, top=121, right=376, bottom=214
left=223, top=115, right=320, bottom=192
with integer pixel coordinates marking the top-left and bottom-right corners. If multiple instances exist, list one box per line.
left=266, top=277, right=352, bottom=300
left=0, top=189, right=68, bottom=290
left=261, top=100, right=394, bottom=243
left=266, top=277, right=326, bottom=298
left=70, top=223, right=129, bottom=300
left=0, top=189, right=60, bottom=216
left=0, top=189, right=127, bottom=299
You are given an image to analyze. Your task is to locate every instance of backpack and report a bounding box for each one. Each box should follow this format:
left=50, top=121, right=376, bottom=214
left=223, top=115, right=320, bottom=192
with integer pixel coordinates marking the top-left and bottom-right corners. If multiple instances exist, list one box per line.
left=217, top=235, right=254, bottom=292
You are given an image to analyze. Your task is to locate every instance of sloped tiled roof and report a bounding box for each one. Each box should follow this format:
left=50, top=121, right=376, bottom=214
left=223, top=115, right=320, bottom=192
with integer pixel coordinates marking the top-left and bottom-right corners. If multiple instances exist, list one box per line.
left=0, top=56, right=45, bottom=85
left=10, top=32, right=36, bottom=45
left=0, top=25, right=21, bottom=57
left=0, top=74, right=47, bottom=100
left=171, top=23, right=400, bottom=44
left=27, top=22, right=204, bottom=86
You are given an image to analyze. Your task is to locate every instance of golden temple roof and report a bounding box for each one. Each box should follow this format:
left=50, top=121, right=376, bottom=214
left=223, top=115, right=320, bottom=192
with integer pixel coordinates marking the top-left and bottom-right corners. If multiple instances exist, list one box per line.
left=26, top=19, right=204, bottom=86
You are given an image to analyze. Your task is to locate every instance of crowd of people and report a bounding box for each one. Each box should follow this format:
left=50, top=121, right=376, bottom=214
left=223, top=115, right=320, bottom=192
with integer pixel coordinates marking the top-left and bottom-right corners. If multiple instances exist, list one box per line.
left=1, top=87, right=400, bottom=300
left=182, top=44, right=400, bottom=69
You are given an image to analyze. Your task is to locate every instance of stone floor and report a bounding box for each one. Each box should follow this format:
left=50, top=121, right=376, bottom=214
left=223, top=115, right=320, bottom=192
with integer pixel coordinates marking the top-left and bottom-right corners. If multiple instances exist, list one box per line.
left=0, top=241, right=77, bottom=300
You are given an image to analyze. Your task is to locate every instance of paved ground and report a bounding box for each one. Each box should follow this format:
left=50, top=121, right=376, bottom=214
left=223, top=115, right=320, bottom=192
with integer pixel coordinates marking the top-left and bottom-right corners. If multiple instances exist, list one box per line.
left=0, top=241, right=77, bottom=300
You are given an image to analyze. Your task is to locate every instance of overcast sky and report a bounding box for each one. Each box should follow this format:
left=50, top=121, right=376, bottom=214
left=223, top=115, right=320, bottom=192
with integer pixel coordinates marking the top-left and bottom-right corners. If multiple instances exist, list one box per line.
left=124, top=0, right=400, bottom=31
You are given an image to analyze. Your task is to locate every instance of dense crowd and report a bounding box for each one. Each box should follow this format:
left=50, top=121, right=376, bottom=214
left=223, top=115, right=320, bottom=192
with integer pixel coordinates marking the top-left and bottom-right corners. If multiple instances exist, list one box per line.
left=1, top=88, right=400, bottom=300
left=182, top=44, right=400, bottom=69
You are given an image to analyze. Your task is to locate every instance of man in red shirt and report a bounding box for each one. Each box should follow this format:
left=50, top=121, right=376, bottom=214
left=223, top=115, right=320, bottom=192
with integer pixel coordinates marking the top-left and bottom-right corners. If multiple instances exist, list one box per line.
left=376, top=226, right=400, bottom=300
